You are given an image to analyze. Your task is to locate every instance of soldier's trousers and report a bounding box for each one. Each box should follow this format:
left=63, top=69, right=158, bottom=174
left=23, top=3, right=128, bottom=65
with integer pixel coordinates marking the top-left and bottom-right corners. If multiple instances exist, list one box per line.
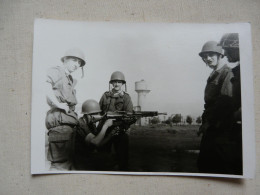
left=198, top=125, right=242, bottom=175
left=113, top=133, right=129, bottom=171
left=47, top=125, right=75, bottom=171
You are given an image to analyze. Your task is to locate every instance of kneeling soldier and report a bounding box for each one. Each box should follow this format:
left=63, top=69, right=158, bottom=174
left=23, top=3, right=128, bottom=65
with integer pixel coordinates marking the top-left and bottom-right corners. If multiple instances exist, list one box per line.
left=74, top=99, right=116, bottom=170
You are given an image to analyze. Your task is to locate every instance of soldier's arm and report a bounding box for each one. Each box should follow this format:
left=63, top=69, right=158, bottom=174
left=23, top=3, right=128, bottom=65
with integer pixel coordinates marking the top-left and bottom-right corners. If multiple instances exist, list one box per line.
left=85, top=119, right=114, bottom=147
left=124, top=94, right=134, bottom=112
left=220, top=70, right=233, bottom=97
left=99, top=94, right=106, bottom=113
left=46, top=69, right=70, bottom=113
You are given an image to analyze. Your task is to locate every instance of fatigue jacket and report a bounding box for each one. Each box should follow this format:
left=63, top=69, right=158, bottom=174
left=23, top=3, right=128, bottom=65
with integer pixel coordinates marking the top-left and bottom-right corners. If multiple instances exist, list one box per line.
left=99, top=91, right=133, bottom=113
left=99, top=91, right=133, bottom=132
left=75, top=117, right=97, bottom=155
left=202, top=65, right=233, bottom=127
left=231, top=65, right=241, bottom=113
left=45, top=66, right=78, bottom=130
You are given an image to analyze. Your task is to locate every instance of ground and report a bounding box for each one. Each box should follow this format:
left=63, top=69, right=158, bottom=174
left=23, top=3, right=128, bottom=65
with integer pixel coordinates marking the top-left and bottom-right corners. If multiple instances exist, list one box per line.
left=128, top=124, right=201, bottom=172
left=45, top=124, right=202, bottom=172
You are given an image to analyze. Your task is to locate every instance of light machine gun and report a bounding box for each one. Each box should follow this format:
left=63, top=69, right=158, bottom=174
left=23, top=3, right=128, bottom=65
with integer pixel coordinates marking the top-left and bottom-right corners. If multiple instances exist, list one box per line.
left=95, top=111, right=167, bottom=135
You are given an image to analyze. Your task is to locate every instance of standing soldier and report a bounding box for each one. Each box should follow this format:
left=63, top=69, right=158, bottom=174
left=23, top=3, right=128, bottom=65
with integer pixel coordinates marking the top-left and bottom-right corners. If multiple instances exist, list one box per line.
left=45, top=48, right=86, bottom=170
left=197, top=41, right=234, bottom=174
left=219, top=33, right=242, bottom=174
left=99, top=71, right=134, bottom=171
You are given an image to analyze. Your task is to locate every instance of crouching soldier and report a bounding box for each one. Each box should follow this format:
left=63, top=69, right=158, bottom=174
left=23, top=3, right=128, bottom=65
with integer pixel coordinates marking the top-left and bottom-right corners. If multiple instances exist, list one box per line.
left=74, top=99, right=117, bottom=171
left=46, top=48, right=86, bottom=171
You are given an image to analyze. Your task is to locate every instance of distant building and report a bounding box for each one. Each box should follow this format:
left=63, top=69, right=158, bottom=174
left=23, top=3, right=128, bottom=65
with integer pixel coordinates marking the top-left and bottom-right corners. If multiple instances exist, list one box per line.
left=135, top=80, right=150, bottom=126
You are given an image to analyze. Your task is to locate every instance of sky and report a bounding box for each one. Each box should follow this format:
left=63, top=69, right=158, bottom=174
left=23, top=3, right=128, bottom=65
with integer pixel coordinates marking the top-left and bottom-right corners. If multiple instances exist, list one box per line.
left=33, top=20, right=242, bottom=120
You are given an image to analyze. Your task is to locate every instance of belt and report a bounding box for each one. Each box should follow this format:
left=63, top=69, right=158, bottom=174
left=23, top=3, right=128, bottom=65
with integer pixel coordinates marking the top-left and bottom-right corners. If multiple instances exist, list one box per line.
left=48, top=125, right=77, bottom=135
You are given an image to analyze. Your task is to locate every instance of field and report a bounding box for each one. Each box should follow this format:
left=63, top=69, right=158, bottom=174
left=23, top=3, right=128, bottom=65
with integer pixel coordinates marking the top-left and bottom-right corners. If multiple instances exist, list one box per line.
left=128, top=124, right=202, bottom=173
left=45, top=124, right=202, bottom=173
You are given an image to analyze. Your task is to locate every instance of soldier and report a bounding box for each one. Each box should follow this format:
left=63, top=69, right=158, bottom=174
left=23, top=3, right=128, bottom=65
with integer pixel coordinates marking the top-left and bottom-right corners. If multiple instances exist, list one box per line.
left=45, top=48, right=86, bottom=171
left=219, top=33, right=242, bottom=174
left=99, top=71, right=134, bottom=171
left=74, top=99, right=117, bottom=170
left=197, top=41, right=234, bottom=174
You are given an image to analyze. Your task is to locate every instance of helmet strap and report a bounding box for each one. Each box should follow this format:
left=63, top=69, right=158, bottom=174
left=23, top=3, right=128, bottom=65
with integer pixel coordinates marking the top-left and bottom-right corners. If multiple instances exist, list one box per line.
left=81, top=67, right=84, bottom=78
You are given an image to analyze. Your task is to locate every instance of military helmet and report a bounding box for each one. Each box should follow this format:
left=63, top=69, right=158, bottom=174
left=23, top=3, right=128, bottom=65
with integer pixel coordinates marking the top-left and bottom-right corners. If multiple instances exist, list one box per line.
left=219, top=33, right=239, bottom=49
left=61, top=48, right=86, bottom=67
left=81, top=99, right=101, bottom=114
left=109, top=71, right=126, bottom=84
left=199, top=41, right=223, bottom=57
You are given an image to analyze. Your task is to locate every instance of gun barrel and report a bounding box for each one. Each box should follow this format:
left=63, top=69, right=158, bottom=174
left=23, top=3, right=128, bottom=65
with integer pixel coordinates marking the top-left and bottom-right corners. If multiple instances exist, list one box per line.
left=158, top=112, right=167, bottom=115
left=104, top=111, right=167, bottom=119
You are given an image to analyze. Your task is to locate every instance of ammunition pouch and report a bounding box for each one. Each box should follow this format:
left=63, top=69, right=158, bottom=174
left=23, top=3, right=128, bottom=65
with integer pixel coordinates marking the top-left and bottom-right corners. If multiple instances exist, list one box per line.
left=47, top=125, right=76, bottom=163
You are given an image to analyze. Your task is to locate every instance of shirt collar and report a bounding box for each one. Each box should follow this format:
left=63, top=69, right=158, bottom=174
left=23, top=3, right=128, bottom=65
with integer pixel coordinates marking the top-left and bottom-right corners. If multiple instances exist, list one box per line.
left=64, top=67, right=70, bottom=76
left=109, top=89, right=124, bottom=97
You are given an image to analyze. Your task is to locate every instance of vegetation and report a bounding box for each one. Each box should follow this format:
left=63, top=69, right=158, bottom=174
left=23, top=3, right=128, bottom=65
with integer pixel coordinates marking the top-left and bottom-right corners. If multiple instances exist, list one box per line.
left=186, top=115, right=193, bottom=125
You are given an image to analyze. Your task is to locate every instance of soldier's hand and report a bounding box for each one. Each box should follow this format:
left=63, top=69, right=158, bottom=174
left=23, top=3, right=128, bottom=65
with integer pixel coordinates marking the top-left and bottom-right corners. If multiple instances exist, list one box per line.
left=104, top=119, right=114, bottom=128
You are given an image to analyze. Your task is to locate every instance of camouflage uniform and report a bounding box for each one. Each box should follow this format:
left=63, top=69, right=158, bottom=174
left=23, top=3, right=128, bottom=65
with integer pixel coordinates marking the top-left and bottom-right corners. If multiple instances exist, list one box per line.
left=99, top=91, right=133, bottom=171
left=198, top=64, right=235, bottom=174
left=46, top=66, right=78, bottom=170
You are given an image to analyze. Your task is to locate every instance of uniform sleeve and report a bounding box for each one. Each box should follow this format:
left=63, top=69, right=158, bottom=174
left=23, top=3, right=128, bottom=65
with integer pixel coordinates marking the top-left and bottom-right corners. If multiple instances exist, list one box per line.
left=46, top=68, right=62, bottom=89
left=124, top=94, right=134, bottom=112
left=220, top=70, right=233, bottom=97
left=77, top=118, right=91, bottom=138
left=203, top=68, right=234, bottom=124
left=99, top=93, right=106, bottom=112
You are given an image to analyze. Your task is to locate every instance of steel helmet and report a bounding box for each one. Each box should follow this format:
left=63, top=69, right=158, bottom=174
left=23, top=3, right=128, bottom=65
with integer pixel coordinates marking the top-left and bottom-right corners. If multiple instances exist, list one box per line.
left=61, top=48, right=86, bottom=67
left=81, top=99, right=101, bottom=114
left=219, top=33, right=239, bottom=49
left=199, top=41, right=223, bottom=57
left=109, top=71, right=126, bottom=84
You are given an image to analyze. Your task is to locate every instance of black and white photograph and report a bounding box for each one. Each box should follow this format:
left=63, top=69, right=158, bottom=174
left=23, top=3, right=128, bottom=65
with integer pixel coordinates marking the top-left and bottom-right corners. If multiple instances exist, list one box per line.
left=31, top=19, right=255, bottom=178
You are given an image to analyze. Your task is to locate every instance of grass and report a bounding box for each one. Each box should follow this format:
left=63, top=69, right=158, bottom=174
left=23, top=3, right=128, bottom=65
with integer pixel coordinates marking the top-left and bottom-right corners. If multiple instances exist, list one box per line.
left=128, top=124, right=201, bottom=172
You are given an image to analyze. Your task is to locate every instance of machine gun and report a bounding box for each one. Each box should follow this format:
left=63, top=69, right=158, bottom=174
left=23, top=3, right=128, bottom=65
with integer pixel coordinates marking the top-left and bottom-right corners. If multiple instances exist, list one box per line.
left=94, top=111, right=167, bottom=135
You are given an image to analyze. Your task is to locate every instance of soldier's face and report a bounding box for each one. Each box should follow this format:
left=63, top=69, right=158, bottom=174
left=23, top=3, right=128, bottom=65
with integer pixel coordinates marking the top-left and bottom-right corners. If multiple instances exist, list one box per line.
left=112, top=80, right=123, bottom=92
left=64, top=57, right=81, bottom=73
left=84, top=113, right=102, bottom=123
left=202, top=52, right=220, bottom=70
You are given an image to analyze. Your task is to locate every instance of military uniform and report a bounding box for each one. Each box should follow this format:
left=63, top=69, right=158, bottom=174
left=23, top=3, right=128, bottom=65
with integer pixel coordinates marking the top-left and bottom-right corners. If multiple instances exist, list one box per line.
left=198, top=65, right=235, bottom=174
left=74, top=117, right=116, bottom=170
left=99, top=91, right=133, bottom=171
left=46, top=66, right=78, bottom=170
left=230, top=64, right=243, bottom=175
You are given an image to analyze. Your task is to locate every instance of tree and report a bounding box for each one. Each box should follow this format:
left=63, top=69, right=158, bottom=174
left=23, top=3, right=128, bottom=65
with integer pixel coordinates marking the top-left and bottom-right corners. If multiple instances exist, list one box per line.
left=150, top=117, right=160, bottom=124
left=165, top=117, right=171, bottom=125
left=186, top=115, right=193, bottom=125
left=172, top=114, right=181, bottom=125
left=196, top=116, right=202, bottom=125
